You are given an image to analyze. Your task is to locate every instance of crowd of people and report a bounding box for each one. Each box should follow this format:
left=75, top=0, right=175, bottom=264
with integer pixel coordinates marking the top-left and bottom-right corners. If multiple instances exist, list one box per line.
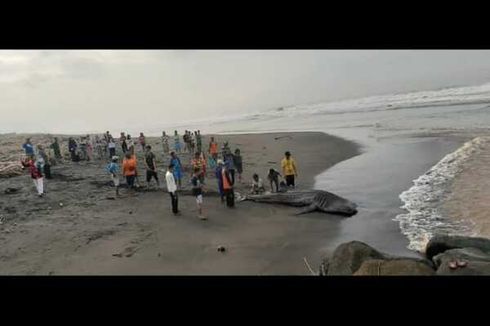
left=20, top=131, right=299, bottom=220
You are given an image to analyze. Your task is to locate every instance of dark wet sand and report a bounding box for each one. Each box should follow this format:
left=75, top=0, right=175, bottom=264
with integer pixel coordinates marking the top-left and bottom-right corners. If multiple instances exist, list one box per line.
left=0, top=132, right=359, bottom=275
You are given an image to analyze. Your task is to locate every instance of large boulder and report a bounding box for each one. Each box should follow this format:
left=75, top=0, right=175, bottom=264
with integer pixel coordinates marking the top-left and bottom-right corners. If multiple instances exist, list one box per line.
left=323, top=241, right=386, bottom=275
left=432, top=247, right=490, bottom=268
left=436, top=260, right=490, bottom=275
left=425, top=235, right=490, bottom=260
left=354, top=259, right=435, bottom=276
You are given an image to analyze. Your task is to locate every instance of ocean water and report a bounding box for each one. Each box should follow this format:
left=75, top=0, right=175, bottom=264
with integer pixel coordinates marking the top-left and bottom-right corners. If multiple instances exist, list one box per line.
left=150, top=82, right=490, bottom=253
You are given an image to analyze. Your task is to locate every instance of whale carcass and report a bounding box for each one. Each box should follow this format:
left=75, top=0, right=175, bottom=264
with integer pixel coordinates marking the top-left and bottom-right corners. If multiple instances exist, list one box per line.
left=241, top=190, right=358, bottom=216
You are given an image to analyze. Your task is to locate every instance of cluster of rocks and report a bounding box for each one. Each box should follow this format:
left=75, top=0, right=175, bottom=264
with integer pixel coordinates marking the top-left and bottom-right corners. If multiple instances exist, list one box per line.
left=319, top=235, right=490, bottom=275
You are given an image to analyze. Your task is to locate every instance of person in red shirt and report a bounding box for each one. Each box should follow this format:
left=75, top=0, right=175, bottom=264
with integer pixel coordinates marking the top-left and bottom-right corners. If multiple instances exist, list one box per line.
left=22, top=158, right=44, bottom=197
left=221, top=164, right=234, bottom=208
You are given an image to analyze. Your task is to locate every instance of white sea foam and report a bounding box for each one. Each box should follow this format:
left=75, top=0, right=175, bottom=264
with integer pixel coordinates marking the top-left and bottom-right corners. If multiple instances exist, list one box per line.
left=394, top=137, right=490, bottom=252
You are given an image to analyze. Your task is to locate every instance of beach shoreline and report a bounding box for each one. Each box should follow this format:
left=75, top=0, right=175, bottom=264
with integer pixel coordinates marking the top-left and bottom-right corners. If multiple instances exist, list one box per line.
left=0, top=131, right=360, bottom=275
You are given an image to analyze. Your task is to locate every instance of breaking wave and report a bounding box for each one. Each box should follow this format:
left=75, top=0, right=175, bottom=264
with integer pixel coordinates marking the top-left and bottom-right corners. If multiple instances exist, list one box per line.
left=394, top=137, right=490, bottom=252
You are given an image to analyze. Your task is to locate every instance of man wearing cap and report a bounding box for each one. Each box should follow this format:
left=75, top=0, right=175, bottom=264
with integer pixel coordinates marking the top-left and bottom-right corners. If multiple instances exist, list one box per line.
left=281, top=151, right=298, bottom=188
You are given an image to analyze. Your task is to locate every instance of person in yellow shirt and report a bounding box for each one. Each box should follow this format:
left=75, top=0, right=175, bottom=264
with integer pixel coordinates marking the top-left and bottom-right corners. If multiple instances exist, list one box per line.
left=281, top=151, right=298, bottom=188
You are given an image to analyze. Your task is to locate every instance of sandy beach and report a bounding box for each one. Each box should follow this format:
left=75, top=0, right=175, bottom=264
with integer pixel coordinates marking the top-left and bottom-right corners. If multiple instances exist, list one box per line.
left=0, top=131, right=359, bottom=275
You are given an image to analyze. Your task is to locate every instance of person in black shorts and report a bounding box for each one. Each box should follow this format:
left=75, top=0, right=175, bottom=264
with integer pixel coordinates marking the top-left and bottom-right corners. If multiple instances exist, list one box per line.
left=144, top=145, right=159, bottom=189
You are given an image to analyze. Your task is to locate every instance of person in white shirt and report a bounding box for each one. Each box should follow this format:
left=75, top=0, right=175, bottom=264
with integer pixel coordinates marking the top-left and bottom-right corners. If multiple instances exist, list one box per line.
left=165, top=164, right=180, bottom=215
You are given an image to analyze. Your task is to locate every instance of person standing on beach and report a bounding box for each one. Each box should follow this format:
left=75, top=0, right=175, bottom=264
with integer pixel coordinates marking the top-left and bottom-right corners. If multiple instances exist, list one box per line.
left=120, top=132, right=128, bottom=154
left=127, top=134, right=135, bottom=155
left=22, top=138, right=35, bottom=160
left=183, top=131, right=189, bottom=153
left=267, top=168, right=282, bottom=193
left=233, top=148, right=243, bottom=183
left=37, top=145, right=51, bottom=179
left=169, top=151, right=183, bottom=189
left=281, top=151, right=298, bottom=188
left=191, top=167, right=207, bottom=220
left=144, top=145, right=160, bottom=189
left=123, top=152, right=137, bottom=191
left=196, top=130, right=202, bottom=154
left=107, top=156, right=120, bottom=196
left=50, top=137, right=62, bottom=161
left=191, top=151, right=206, bottom=183
left=166, top=164, right=180, bottom=215
left=224, top=150, right=236, bottom=185
left=108, top=137, right=116, bottom=158
left=215, top=159, right=225, bottom=203
left=161, top=131, right=170, bottom=155
left=86, top=135, right=93, bottom=161
left=208, top=136, right=218, bottom=161
left=25, top=158, right=45, bottom=197
left=139, top=133, right=146, bottom=152
left=174, top=130, right=181, bottom=153
left=222, top=164, right=235, bottom=208
left=95, top=136, right=104, bottom=160
left=68, top=137, right=78, bottom=162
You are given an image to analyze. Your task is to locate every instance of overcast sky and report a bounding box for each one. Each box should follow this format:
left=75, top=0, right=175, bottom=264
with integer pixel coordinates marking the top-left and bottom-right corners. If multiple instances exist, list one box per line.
left=1, top=50, right=490, bottom=134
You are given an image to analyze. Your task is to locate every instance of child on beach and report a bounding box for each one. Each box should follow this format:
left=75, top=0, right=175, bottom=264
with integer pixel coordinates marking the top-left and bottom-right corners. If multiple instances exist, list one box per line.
left=166, top=164, right=180, bottom=215
left=267, top=168, right=282, bottom=193
left=22, top=158, right=44, bottom=197
left=281, top=151, right=298, bottom=188
left=250, top=173, right=265, bottom=194
left=191, top=151, right=206, bottom=183
left=170, top=151, right=183, bottom=189
left=191, top=167, right=207, bottom=220
left=123, top=152, right=137, bottom=190
left=233, top=149, right=243, bottom=183
left=174, top=131, right=181, bottom=153
left=106, top=156, right=120, bottom=196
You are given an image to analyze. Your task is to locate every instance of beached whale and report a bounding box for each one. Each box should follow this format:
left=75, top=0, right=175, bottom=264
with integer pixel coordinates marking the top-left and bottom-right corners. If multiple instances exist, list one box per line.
left=241, top=190, right=358, bottom=216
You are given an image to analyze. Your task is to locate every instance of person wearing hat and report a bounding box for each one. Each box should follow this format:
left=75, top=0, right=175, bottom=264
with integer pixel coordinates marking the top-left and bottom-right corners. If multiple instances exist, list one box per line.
left=107, top=156, right=120, bottom=196
left=281, top=151, right=298, bottom=188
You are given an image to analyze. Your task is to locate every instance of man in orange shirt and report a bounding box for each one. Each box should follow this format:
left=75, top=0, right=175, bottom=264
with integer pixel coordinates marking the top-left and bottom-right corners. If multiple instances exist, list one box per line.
left=123, top=152, right=137, bottom=190
left=191, top=152, right=206, bottom=183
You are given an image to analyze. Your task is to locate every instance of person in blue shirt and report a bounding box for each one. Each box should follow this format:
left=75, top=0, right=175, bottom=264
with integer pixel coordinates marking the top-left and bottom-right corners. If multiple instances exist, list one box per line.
left=106, top=156, right=120, bottom=196
left=169, top=151, right=183, bottom=189
left=22, top=138, right=35, bottom=159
